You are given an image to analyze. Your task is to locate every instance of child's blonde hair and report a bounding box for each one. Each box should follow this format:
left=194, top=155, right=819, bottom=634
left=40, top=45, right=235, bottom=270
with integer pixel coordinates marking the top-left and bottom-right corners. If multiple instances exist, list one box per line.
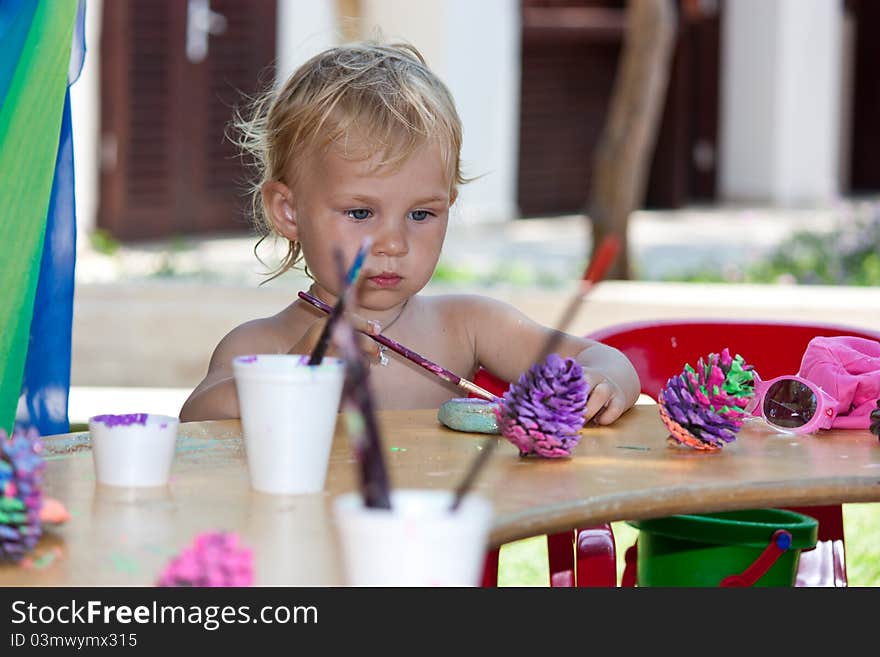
left=235, top=41, right=466, bottom=281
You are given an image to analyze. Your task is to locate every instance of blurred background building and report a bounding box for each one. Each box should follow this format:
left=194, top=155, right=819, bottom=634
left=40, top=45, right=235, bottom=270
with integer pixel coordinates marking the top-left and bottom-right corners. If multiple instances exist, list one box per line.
left=70, top=0, right=880, bottom=243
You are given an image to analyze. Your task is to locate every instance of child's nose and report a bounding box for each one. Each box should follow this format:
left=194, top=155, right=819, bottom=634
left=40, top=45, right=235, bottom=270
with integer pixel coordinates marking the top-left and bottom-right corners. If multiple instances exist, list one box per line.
left=372, top=219, right=408, bottom=257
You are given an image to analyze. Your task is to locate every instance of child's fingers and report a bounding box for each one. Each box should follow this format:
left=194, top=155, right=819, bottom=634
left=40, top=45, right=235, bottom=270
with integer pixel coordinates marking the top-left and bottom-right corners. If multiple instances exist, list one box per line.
left=585, top=379, right=633, bottom=425
left=356, top=333, right=381, bottom=361
left=591, top=396, right=627, bottom=425
left=584, top=381, right=613, bottom=424
left=346, top=309, right=382, bottom=336
left=312, top=309, right=387, bottom=365
left=344, top=310, right=388, bottom=366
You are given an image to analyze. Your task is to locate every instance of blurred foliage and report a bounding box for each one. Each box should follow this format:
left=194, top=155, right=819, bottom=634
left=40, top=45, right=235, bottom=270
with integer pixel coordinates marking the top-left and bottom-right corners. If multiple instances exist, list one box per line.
left=666, top=202, right=880, bottom=286
left=431, top=259, right=565, bottom=288
left=485, top=261, right=534, bottom=287
left=431, top=261, right=479, bottom=285
left=88, top=228, right=120, bottom=256
left=149, top=235, right=190, bottom=278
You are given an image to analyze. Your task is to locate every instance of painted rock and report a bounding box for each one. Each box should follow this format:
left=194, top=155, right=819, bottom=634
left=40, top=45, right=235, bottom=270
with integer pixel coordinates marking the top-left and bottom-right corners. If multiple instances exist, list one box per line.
left=437, top=397, right=501, bottom=434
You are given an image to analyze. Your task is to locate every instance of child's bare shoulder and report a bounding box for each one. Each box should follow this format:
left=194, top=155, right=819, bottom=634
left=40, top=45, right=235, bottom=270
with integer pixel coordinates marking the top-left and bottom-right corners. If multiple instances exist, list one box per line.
left=421, top=293, right=513, bottom=314
left=210, top=307, right=300, bottom=363
left=422, top=293, right=527, bottom=325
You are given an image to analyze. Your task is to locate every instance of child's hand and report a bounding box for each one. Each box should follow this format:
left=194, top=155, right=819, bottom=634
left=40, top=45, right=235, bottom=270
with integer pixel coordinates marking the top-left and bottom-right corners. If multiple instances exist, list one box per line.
left=290, top=313, right=383, bottom=365
left=582, top=368, right=630, bottom=426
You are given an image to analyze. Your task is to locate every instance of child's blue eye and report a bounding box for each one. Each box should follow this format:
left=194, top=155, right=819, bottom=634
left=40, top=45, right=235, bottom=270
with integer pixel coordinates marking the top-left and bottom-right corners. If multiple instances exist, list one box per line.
left=410, top=210, right=431, bottom=222
left=347, top=209, right=371, bottom=221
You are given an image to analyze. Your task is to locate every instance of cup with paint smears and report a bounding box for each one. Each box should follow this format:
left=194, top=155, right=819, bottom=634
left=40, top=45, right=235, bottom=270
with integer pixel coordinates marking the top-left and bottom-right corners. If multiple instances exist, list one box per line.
left=332, top=488, right=493, bottom=586
left=89, top=413, right=179, bottom=487
left=232, top=354, right=345, bottom=495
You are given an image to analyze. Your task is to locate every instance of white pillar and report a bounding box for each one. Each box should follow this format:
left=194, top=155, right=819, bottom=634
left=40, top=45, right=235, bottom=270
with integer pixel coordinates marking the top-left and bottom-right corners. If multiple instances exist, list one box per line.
left=443, top=0, right=519, bottom=223
left=71, top=0, right=103, bottom=239
left=361, top=0, right=520, bottom=223
left=719, top=0, right=843, bottom=205
left=276, top=0, right=339, bottom=81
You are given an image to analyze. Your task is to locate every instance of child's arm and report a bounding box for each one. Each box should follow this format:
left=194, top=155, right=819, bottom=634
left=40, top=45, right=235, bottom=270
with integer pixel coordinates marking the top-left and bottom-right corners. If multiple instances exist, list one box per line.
left=179, top=323, right=271, bottom=422
left=180, top=318, right=327, bottom=421
left=460, top=296, right=641, bottom=425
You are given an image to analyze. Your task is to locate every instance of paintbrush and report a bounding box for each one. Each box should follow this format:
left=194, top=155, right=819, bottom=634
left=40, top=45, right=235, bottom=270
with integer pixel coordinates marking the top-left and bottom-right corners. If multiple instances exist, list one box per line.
left=330, top=248, right=392, bottom=509
left=448, top=234, right=622, bottom=509
left=536, top=234, right=621, bottom=363
left=449, top=437, right=495, bottom=512
left=306, top=237, right=372, bottom=366
left=298, top=290, right=497, bottom=401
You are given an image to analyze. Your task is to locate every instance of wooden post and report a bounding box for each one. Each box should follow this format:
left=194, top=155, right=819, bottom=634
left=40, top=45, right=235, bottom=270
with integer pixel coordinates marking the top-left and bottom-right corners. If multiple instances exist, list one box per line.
left=588, top=0, right=678, bottom=280
left=336, top=0, right=362, bottom=41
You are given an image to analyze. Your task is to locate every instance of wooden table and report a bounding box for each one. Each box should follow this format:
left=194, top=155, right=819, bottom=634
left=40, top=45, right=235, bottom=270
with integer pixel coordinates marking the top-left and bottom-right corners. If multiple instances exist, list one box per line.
left=2, top=405, right=879, bottom=585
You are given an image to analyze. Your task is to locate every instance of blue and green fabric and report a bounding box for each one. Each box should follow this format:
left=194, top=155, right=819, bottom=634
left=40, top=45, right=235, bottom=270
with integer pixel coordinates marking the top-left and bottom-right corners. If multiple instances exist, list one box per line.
left=0, top=0, right=84, bottom=435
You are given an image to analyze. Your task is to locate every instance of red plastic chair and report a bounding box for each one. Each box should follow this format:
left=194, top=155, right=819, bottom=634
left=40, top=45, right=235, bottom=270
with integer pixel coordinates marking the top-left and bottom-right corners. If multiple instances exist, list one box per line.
left=473, top=369, right=617, bottom=587
left=587, top=318, right=880, bottom=587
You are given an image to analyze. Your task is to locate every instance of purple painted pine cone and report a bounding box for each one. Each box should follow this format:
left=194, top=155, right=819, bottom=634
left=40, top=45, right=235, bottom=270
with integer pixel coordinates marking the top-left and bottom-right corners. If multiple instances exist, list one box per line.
left=659, top=349, right=754, bottom=450
left=496, top=353, right=590, bottom=458
left=0, top=427, right=45, bottom=561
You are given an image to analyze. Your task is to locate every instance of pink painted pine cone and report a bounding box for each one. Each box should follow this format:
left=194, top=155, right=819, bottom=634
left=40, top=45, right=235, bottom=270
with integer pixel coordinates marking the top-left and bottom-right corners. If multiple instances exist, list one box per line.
left=496, top=353, right=589, bottom=458
left=157, top=531, right=254, bottom=587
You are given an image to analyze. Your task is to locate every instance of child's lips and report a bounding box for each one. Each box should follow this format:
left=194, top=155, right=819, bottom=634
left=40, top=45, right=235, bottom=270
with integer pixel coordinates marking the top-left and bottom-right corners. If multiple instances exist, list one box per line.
left=368, top=273, right=402, bottom=288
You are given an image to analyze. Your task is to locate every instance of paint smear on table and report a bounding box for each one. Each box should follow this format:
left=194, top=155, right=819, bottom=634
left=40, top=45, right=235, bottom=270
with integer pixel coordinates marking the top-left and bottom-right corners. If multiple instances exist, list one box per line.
left=109, top=553, right=140, bottom=575
left=20, top=546, right=63, bottom=570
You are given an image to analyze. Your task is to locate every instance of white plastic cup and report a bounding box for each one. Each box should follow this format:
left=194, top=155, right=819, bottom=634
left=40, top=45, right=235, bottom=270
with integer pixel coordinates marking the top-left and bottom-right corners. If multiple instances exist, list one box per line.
left=89, top=413, right=179, bottom=487
left=332, top=489, right=494, bottom=586
left=232, top=354, right=345, bottom=495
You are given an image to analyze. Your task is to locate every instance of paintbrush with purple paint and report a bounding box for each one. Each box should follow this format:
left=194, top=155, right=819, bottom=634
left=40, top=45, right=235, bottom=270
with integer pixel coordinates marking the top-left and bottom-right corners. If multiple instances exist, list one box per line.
left=306, top=237, right=372, bottom=366
left=299, top=290, right=497, bottom=401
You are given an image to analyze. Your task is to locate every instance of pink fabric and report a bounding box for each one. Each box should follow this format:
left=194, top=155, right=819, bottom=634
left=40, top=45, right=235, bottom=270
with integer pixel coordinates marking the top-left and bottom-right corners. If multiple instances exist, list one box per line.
left=798, top=336, right=880, bottom=429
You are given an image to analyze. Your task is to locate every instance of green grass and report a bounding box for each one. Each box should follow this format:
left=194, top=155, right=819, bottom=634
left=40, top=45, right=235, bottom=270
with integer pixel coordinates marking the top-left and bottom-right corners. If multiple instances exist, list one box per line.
left=842, top=504, right=880, bottom=586
left=498, top=505, right=880, bottom=586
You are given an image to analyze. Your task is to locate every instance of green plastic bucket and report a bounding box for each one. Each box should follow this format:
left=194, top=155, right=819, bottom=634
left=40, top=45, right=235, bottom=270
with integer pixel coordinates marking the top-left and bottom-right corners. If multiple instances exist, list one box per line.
left=628, top=509, right=819, bottom=587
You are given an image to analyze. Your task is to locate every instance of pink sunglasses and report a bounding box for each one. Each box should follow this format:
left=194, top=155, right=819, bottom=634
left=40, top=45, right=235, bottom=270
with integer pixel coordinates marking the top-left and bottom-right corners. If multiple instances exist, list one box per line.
left=745, top=372, right=838, bottom=434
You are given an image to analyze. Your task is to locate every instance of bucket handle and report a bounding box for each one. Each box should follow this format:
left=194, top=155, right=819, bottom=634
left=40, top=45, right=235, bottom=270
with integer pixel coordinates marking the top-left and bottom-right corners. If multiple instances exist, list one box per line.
left=719, top=529, right=793, bottom=587
left=621, top=529, right=794, bottom=587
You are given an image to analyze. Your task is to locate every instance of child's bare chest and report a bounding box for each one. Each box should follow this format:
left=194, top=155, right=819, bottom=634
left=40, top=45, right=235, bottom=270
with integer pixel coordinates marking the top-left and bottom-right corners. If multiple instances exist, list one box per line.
left=368, top=332, right=477, bottom=410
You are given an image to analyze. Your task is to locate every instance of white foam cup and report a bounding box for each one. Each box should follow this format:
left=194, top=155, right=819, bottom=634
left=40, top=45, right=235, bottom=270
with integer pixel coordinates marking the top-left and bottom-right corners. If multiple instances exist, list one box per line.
left=89, top=413, right=179, bottom=487
left=233, top=354, right=345, bottom=495
left=332, top=488, right=494, bottom=586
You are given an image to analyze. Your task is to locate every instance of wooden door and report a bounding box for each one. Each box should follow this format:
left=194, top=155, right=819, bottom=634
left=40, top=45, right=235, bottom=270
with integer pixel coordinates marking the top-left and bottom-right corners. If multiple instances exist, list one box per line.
left=518, top=0, right=627, bottom=217
left=517, top=0, right=720, bottom=216
left=849, top=0, right=880, bottom=193
left=98, top=0, right=276, bottom=240
left=644, top=0, right=720, bottom=207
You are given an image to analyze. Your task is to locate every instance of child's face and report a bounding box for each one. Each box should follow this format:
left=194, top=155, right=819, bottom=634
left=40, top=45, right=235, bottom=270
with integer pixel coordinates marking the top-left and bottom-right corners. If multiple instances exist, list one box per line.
left=277, top=140, right=453, bottom=311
